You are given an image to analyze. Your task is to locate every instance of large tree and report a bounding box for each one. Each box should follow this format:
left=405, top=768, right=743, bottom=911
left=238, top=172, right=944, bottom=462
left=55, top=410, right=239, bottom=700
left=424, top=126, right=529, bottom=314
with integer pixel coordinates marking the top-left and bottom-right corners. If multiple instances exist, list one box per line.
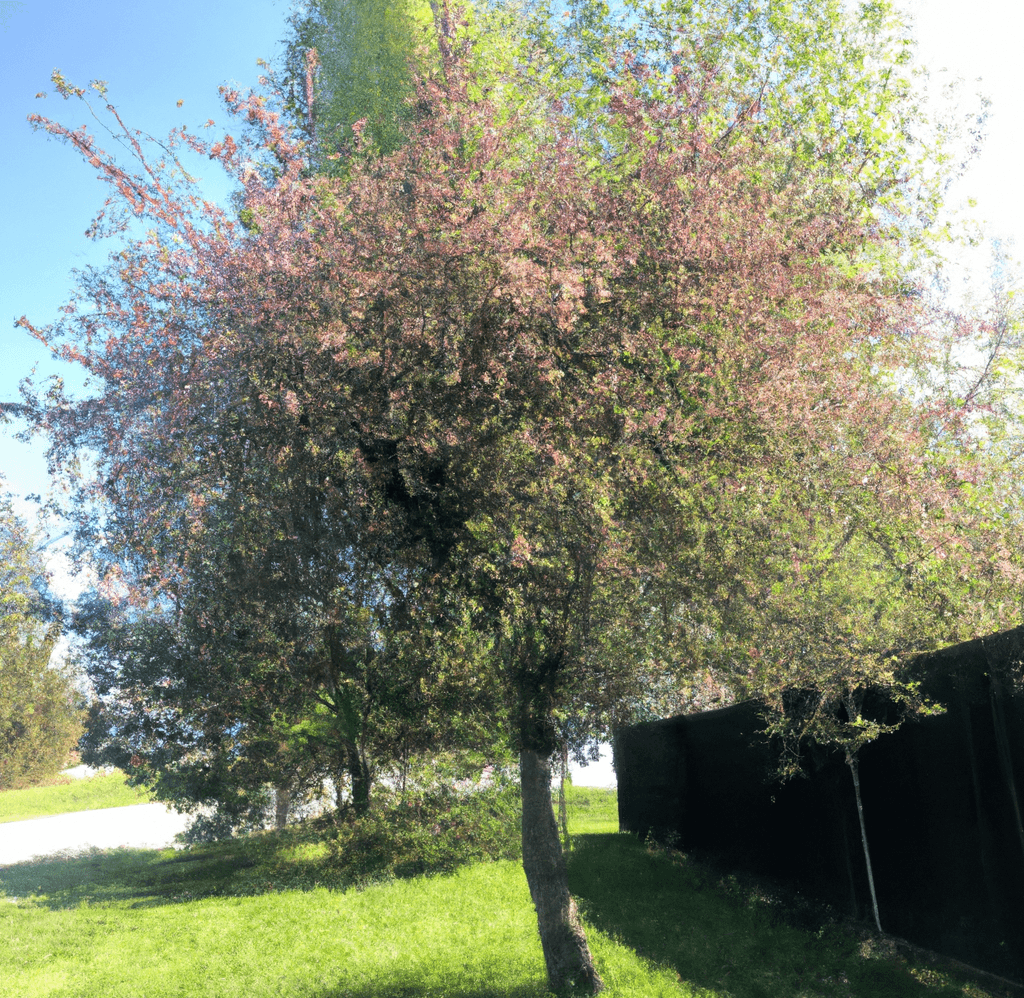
left=269, top=0, right=983, bottom=776
left=19, top=3, right=1022, bottom=991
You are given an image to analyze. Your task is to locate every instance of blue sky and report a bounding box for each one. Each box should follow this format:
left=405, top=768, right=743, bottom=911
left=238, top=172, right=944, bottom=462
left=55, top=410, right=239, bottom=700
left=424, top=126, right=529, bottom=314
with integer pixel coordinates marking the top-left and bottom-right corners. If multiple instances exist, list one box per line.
left=0, top=0, right=292, bottom=512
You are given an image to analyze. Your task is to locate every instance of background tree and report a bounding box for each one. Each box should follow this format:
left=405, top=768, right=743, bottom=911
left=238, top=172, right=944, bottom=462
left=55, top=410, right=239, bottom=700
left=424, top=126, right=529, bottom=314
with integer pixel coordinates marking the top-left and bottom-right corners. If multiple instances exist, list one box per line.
left=276, top=0, right=533, bottom=173
left=0, top=501, right=84, bottom=791
left=0, top=628, right=85, bottom=791
left=280, top=0, right=436, bottom=168
left=75, top=462, right=508, bottom=822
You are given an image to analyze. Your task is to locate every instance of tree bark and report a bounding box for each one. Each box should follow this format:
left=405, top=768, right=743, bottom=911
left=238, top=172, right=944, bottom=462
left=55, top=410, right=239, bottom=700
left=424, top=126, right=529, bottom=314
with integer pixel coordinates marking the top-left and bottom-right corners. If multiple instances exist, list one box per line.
left=344, top=738, right=371, bottom=816
left=335, top=770, right=346, bottom=813
left=847, top=752, right=882, bottom=933
left=275, top=783, right=292, bottom=829
left=558, top=741, right=570, bottom=853
left=520, top=749, right=604, bottom=994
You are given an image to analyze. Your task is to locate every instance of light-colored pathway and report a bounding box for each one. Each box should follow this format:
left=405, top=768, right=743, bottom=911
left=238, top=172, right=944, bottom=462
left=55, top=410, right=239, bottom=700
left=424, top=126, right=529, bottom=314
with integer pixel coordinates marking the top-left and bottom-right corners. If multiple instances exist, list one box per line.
left=0, top=752, right=615, bottom=869
left=0, top=802, right=190, bottom=866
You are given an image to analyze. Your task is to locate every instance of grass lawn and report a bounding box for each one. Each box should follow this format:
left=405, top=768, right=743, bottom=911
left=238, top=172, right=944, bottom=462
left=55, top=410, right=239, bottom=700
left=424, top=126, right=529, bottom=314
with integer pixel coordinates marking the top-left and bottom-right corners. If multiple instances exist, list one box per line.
left=0, top=784, right=1012, bottom=998
left=558, top=784, right=620, bottom=836
left=0, top=772, right=153, bottom=824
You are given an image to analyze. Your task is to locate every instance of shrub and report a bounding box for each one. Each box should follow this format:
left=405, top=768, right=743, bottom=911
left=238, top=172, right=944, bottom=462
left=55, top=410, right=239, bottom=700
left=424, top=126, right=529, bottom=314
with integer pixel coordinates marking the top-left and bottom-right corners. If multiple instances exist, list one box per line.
left=0, top=631, right=85, bottom=791
left=319, top=782, right=522, bottom=887
left=177, top=811, right=241, bottom=845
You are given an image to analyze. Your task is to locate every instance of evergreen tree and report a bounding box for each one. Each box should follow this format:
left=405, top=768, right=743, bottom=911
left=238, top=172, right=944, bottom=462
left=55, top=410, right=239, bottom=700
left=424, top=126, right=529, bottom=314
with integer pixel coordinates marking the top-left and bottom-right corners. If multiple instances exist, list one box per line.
left=0, top=505, right=83, bottom=791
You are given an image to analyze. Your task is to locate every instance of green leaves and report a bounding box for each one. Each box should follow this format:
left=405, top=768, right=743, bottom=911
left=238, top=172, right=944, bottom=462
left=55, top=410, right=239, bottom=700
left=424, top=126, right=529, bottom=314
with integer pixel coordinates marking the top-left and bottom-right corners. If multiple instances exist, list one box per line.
left=0, top=505, right=84, bottom=791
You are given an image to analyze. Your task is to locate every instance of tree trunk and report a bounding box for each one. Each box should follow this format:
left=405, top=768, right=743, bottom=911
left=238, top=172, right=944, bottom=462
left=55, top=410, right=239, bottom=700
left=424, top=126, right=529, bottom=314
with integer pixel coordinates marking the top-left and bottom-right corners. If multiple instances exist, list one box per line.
left=847, top=752, right=882, bottom=933
left=275, top=784, right=292, bottom=829
left=520, top=749, right=604, bottom=994
left=558, top=741, right=570, bottom=852
left=335, top=770, right=346, bottom=813
left=344, top=739, right=371, bottom=816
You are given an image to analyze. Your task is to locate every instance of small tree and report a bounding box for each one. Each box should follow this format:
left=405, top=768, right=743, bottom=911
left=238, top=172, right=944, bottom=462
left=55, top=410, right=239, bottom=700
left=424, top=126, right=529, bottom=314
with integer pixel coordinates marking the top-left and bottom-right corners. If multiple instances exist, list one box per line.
left=77, top=566, right=506, bottom=823
left=0, top=628, right=84, bottom=791
left=0, top=503, right=83, bottom=791
left=760, top=667, right=944, bottom=933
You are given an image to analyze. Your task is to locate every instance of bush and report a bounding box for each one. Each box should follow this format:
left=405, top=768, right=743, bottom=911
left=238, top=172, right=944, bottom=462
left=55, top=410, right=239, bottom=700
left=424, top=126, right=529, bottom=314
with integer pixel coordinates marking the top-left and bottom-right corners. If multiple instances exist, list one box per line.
left=319, top=782, right=522, bottom=887
left=0, top=632, right=85, bottom=791
left=177, top=811, right=241, bottom=845
left=175, top=793, right=284, bottom=845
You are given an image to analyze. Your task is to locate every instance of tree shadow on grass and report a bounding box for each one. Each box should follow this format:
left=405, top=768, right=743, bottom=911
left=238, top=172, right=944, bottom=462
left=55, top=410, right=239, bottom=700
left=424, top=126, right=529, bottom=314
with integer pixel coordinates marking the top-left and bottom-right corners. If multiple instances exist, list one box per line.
left=0, top=842, right=272, bottom=909
left=0, top=829, right=500, bottom=911
left=566, top=834, right=989, bottom=998
left=307, top=984, right=551, bottom=998
left=3, top=851, right=559, bottom=998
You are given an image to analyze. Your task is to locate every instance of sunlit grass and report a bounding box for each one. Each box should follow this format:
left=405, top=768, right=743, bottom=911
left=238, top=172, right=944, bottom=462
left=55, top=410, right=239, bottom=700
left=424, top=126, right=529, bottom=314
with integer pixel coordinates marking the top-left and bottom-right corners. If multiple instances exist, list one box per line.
left=0, top=844, right=693, bottom=998
left=0, top=785, right=1008, bottom=997
left=561, top=784, right=620, bottom=837
left=0, top=771, right=153, bottom=824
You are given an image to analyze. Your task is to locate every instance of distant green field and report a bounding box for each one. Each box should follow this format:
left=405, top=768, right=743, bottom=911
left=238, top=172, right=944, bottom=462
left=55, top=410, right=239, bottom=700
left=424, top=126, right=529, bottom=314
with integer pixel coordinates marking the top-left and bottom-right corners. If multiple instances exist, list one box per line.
left=0, top=771, right=153, bottom=823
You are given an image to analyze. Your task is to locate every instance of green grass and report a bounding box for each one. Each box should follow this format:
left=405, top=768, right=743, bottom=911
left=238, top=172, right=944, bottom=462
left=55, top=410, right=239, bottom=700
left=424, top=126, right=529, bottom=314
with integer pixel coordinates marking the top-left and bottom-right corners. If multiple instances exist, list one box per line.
left=0, top=785, right=1011, bottom=998
left=568, top=836, right=1005, bottom=998
left=559, top=784, right=620, bottom=836
left=0, top=771, right=153, bottom=823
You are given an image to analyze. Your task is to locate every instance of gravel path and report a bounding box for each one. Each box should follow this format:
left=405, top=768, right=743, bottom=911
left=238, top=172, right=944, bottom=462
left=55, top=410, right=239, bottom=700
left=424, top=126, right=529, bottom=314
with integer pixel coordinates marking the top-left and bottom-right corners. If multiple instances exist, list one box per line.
left=0, top=802, right=191, bottom=866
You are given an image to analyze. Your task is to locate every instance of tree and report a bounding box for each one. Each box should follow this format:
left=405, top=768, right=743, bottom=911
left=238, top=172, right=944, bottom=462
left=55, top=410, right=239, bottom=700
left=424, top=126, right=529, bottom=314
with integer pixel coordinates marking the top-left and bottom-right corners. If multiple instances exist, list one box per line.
left=276, top=0, right=538, bottom=175
left=280, top=0, right=436, bottom=168
left=0, top=628, right=84, bottom=791
left=0, top=503, right=83, bottom=791
left=274, top=0, right=990, bottom=764
left=19, top=3, right=1023, bottom=991
left=71, top=413, right=508, bottom=822
left=77, top=563, right=506, bottom=823
left=274, top=0, right=1004, bottom=726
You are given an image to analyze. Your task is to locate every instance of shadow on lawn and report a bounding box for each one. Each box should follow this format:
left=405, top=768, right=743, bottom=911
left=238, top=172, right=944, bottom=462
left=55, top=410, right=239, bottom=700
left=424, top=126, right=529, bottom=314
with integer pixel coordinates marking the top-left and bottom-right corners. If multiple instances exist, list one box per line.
left=567, top=834, right=992, bottom=998
left=0, top=802, right=526, bottom=911
left=0, top=827, right=499, bottom=910
left=0, top=843, right=265, bottom=908
left=311, top=985, right=550, bottom=998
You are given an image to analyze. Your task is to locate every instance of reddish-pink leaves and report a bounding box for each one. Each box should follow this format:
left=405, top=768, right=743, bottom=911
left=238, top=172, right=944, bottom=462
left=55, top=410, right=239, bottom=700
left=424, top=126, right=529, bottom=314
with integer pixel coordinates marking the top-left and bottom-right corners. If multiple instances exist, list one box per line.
left=20, top=35, right=1020, bottom=673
